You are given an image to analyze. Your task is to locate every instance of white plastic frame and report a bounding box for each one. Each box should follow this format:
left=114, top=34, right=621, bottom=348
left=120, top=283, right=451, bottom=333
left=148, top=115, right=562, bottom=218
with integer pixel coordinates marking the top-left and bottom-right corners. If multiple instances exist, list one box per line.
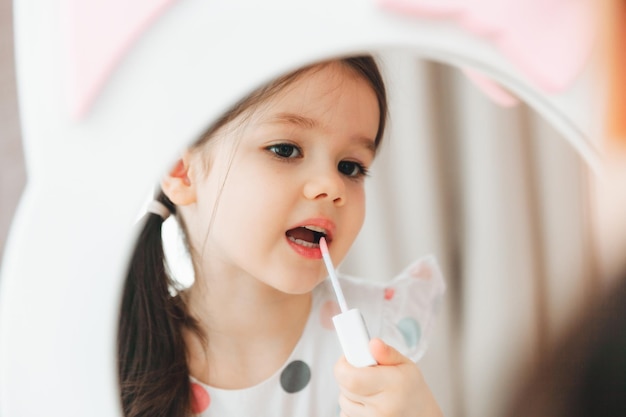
left=0, top=1, right=601, bottom=416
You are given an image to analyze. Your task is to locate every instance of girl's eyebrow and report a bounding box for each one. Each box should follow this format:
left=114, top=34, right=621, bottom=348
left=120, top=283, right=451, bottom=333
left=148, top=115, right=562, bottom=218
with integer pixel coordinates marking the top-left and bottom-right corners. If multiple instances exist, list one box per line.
left=266, top=112, right=318, bottom=129
left=356, top=137, right=377, bottom=155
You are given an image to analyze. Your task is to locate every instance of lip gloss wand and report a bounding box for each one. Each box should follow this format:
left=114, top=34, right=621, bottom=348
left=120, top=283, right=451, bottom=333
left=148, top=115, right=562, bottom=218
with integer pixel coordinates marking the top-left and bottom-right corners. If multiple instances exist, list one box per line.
left=319, top=237, right=377, bottom=367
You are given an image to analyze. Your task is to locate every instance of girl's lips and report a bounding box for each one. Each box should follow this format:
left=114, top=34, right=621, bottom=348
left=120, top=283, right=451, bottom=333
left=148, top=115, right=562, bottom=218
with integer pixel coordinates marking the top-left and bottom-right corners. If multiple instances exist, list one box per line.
left=286, top=237, right=323, bottom=259
left=285, top=218, right=335, bottom=259
left=286, top=218, right=335, bottom=241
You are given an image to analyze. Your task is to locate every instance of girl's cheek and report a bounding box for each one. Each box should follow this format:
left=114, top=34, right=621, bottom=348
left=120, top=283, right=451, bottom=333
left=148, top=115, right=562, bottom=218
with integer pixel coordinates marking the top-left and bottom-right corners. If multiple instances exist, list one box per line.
left=352, top=185, right=367, bottom=205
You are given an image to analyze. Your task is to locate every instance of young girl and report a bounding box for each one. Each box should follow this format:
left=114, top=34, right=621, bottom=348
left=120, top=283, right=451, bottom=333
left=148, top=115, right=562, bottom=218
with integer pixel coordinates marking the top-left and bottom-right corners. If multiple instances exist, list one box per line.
left=118, top=55, right=445, bottom=417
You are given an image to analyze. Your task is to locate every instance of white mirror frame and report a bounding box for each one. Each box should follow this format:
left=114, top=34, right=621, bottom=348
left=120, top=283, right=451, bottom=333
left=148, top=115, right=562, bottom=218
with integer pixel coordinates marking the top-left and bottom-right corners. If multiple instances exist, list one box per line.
left=0, top=1, right=602, bottom=416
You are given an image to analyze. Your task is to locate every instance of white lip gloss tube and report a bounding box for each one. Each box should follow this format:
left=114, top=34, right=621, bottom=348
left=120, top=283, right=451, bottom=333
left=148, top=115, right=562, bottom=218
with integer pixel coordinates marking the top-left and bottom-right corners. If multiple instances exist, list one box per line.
left=319, top=237, right=377, bottom=367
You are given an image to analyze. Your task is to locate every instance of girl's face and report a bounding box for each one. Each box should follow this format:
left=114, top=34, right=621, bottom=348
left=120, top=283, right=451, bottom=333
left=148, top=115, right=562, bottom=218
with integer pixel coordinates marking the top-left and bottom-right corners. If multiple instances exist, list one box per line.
left=183, top=62, right=380, bottom=295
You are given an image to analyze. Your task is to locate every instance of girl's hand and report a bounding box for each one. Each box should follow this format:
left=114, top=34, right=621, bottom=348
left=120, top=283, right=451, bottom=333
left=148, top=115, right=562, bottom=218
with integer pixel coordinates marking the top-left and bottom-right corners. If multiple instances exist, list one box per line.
left=334, top=338, right=443, bottom=417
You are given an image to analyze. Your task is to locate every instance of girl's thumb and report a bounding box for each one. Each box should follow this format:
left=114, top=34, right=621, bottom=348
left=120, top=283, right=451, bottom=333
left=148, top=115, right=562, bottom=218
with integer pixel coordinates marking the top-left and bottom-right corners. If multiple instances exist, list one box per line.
left=369, top=338, right=407, bottom=366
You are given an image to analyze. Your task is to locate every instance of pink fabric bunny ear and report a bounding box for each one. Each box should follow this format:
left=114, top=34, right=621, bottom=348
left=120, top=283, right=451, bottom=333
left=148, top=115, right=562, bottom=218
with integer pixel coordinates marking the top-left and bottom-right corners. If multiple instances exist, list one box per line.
left=61, top=0, right=177, bottom=119
left=60, top=0, right=595, bottom=117
left=379, top=0, right=596, bottom=104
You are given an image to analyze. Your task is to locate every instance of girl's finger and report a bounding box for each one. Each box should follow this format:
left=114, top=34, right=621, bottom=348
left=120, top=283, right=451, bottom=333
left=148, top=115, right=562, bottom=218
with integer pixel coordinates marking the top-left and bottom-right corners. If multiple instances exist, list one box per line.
left=338, top=391, right=371, bottom=417
left=369, top=338, right=410, bottom=366
left=335, top=356, right=386, bottom=396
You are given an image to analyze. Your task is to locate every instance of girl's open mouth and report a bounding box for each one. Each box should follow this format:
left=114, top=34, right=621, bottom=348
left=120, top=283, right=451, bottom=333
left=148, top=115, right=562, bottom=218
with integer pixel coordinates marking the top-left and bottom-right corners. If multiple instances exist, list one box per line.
left=285, top=225, right=328, bottom=248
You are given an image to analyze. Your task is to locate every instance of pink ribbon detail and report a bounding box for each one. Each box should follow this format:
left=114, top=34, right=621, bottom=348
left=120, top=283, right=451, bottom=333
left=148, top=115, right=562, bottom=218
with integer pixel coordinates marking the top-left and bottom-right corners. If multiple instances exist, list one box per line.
left=378, top=0, right=597, bottom=104
left=61, top=0, right=177, bottom=119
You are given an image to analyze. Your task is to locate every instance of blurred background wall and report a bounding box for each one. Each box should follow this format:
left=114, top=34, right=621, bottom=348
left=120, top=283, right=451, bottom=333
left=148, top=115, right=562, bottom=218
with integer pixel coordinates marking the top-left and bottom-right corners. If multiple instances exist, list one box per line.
left=0, top=0, right=25, bottom=259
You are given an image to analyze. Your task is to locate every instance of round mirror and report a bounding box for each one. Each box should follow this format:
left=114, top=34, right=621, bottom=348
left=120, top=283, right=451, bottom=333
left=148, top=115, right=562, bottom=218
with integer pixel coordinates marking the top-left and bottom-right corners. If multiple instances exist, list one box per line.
left=0, top=2, right=604, bottom=417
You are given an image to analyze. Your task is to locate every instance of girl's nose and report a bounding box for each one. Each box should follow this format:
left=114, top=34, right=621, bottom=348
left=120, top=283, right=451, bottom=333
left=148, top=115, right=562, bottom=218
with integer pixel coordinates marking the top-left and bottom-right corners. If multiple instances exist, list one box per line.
left=302, top=165, right=345, bottom=206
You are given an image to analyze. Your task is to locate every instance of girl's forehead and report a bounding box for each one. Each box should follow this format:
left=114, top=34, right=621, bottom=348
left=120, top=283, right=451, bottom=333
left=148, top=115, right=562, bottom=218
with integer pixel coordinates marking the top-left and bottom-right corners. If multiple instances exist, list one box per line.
left=256, top=64, right=375, bottom=117
left=280, top=62, right=366, bottom=96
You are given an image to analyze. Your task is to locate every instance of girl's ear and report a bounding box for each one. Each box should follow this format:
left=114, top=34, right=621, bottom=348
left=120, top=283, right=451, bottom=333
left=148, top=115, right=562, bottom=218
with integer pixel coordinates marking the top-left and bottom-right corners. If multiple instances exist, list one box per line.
left=161, top=155, right=196, bottom=206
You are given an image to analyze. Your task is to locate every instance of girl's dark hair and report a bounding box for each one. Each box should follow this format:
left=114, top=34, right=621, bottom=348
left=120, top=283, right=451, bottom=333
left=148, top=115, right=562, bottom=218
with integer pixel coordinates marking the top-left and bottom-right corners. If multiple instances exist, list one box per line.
left=117, top=55, right=387, bottom=417
left=117, top=192, right=200, bottom=417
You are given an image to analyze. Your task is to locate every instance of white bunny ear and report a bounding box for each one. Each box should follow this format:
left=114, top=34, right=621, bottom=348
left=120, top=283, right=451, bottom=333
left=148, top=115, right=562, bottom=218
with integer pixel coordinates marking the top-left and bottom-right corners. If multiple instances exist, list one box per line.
left=60, top=0, right=176, bottom=119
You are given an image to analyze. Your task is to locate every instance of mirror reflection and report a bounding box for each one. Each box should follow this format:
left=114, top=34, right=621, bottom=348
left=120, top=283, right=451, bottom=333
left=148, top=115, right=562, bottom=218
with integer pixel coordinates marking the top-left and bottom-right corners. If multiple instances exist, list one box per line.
left=118, top=51, right=591, bottom=417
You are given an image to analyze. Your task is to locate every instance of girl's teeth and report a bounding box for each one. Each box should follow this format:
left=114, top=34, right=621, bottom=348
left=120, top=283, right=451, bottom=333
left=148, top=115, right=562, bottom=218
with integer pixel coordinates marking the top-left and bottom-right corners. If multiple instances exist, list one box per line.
left=288, top=236, right=320, bottom=248
left=303, top=225, right=326, bottom=234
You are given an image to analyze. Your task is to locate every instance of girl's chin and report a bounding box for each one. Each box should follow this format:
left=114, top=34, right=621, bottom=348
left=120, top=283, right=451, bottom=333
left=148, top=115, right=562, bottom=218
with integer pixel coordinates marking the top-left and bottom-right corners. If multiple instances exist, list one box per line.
left=266, top=274, right=326, bottom=296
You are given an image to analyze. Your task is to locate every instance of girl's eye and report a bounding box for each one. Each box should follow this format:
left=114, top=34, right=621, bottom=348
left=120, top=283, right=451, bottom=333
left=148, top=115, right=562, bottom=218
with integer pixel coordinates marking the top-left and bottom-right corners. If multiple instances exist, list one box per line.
left=338, top=160, right=369, bottom=178
left=267, top=143, right=302, bottom=159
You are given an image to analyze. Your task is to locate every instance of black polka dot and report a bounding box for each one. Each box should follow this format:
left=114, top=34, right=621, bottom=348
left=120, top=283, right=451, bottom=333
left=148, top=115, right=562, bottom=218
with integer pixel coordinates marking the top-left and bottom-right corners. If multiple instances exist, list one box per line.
left=280, top=360, right=311, bottom=393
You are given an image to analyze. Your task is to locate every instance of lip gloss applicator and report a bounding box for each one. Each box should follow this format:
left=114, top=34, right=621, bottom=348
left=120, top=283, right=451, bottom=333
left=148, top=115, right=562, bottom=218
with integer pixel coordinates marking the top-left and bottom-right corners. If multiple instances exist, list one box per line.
left=319, top=237, right=377, bottom=367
